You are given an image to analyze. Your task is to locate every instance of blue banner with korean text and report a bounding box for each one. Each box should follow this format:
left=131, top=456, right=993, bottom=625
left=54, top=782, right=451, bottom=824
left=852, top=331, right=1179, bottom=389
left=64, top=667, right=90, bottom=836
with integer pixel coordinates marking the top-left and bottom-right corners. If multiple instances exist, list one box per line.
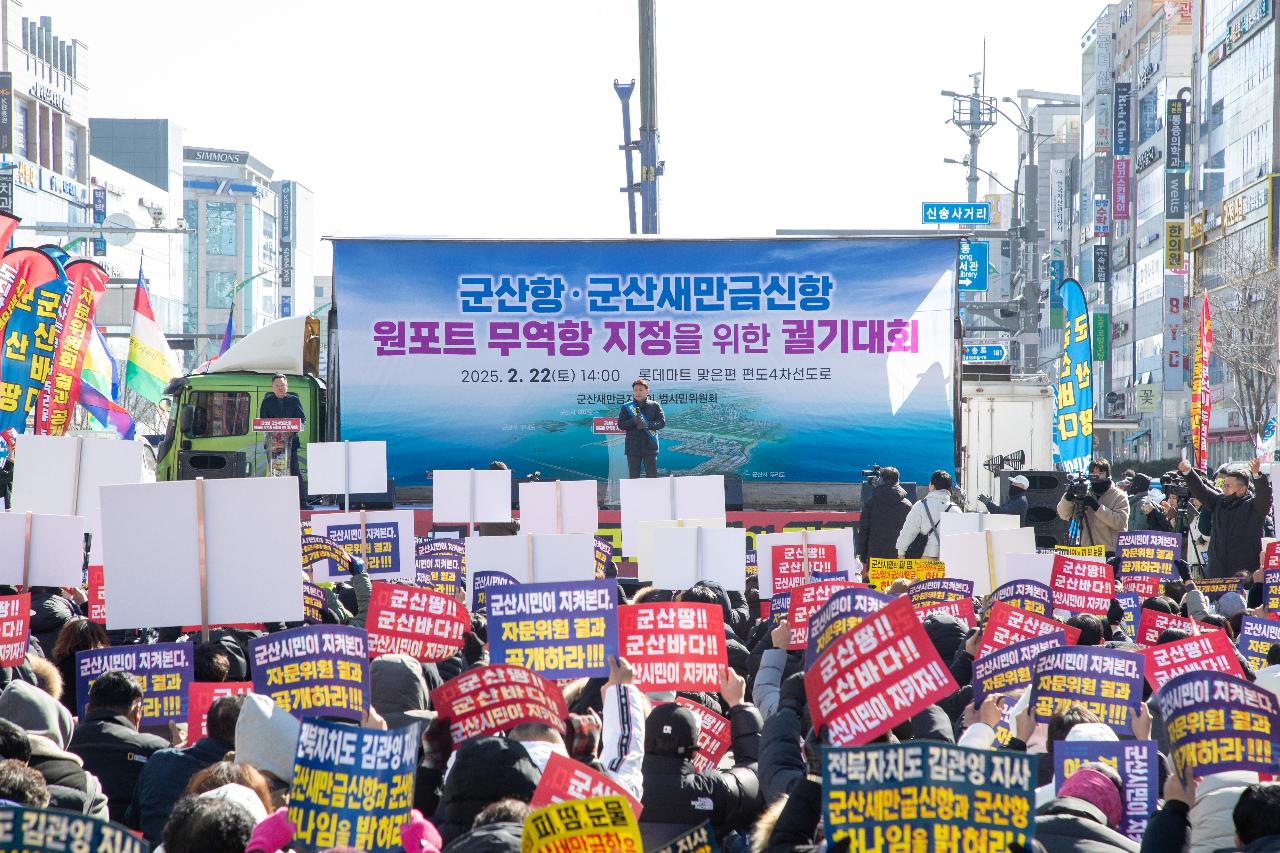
left=1157, top=671, right=1280, bottom=781
left=1056, top=740, right=1157, bottom=842
left=1054, top=278, right=1093, bottom=473
left=0, top=806, right=149, bottom=852
left=1031, top=647, right=1144, bottom=734
left=487, top=580, right=618, bottom=679
left=249, top=625, right=369, bottom=721
left=333, top=238, right=957, bottom=484
left=75, top=643, right=192, bottom=726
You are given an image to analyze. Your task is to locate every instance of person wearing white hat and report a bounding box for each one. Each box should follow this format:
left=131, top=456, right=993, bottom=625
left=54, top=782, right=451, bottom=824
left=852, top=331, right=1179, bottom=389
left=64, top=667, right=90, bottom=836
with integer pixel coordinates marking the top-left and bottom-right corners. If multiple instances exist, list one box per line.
left=979, top=475, right=1029, bottom=525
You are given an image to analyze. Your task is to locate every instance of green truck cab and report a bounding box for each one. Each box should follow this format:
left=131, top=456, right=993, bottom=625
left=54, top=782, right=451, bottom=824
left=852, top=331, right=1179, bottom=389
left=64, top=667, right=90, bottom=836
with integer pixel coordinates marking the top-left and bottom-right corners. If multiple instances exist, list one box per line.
left=155, top=316, right=328, bottom=482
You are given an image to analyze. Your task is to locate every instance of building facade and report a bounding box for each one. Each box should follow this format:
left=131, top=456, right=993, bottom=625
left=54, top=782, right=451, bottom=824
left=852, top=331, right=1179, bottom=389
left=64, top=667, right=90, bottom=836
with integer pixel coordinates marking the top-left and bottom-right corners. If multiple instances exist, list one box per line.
left=271, top=179, right=315, bottom=320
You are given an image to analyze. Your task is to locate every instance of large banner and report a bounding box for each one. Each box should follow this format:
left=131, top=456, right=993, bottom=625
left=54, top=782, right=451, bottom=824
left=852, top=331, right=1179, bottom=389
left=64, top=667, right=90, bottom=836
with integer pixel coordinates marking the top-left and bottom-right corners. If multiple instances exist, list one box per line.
left=332, top=238, right=957, bottom=484
left=1054, top=278, right=1093, bottom=472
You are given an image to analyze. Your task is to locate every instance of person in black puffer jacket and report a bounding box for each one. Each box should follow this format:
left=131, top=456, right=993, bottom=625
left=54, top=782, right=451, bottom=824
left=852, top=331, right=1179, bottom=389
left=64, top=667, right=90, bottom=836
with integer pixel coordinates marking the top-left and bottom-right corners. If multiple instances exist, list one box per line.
left=433, top=736, right=540, bottom=847
left=856, top=467, right=912, bottom=561
left=1182, top=458, right=1271, bottom=577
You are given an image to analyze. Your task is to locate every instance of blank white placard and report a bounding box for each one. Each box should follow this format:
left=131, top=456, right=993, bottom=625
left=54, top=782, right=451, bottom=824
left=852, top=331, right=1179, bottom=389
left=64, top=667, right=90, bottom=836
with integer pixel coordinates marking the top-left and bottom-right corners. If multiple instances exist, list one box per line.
left=100, top=477, right=303, bottom=629
left=465, top=535, right=530, bottom=610
left=938, top=512, right=980, bottom=539
left=518, top=481, right=598, bottom=535
left=997, top=552, right=1056, bottom=589
left=938, top=531, right=992, bottom=595
left=433, top=469, right=512, bottom=523
left=306, top=441, right=388, bottom=495
left=619, top=478, right=673, bottom=556
left=309, top=509, right=417, bottom=583
left=756, top=528, right=856, bottom=597
left=674, top=476, right=727, bottom=520
left=636, top=518, right=724, bottom=579
left=0, top=512, right=85, bottom=587
left=987, top=527, right=1038, bottom=589
left=530, top=534, right=596, bottom=583
left=649, top=526, right=747, bottom=592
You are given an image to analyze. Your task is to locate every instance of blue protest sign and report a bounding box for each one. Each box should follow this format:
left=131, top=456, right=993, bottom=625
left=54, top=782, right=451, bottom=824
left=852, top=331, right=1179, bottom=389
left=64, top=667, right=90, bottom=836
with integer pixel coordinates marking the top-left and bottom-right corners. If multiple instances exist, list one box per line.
left=1055, top=740, right=1158, bottom=842
left=487, top=580, right=619, bottom=679
left=1054, top=278, right=1094, bottom=473
left=921, top=202, right=991, bottom=225
left=972, top=631, right=1066, bottom=706
left=957, top=240, right=989, bottom=292
left=1031, top=647, right=1144, bottom=733
left=416, top=538, right=463, bottom=596
left=289, top=718, right=419, bottom=853
left=1237, top=616, right=1280, bottom=671
left=989, top=580, right=1054, bottom=617
left=1116, top=591, right=1141, bottom=641
left=1157, top=670, right=1280, bottom=780
left=1115, top=530, right=1180, bottom=579
left=0, top=805, right=149, bottom=852
left=249, top=625, right=369, bottom=721
left=823, top=742, right=1036, bottom=849
left=75, top=643, right=193, bottom=725
left=650, top=821, right=719, bottom=853
left=804, top=587, right=894, bottom=667
left=471, top=569, right=520, bottom=613
left=908, top=577, right=975, bottom=608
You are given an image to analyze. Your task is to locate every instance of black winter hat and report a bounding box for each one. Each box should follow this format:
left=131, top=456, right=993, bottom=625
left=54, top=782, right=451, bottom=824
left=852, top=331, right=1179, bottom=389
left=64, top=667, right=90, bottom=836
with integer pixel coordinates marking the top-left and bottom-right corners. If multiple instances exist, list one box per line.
left=1131, top=473, right=1151, bottom=492
left=922, top=613, right=968, bottom=663
left=644, top=703, right=700, bottom=757
left=441, top=736, right=541, bottom=830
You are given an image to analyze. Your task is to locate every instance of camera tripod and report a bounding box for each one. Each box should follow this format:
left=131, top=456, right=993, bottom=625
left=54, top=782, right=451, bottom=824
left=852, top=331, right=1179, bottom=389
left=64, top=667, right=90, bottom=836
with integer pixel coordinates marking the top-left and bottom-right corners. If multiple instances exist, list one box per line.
left=1067, top=495, right=1098, bottom=547
left=1169, top=494, right=1206, bottom=573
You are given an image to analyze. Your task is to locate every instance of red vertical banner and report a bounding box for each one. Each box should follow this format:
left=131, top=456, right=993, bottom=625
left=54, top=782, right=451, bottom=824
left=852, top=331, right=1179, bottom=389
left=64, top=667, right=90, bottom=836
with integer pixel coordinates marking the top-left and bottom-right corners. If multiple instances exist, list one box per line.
left=1190, top=295, right=1212, bottom=470
left=35, top=259, right=107, bottom=435
left=86, top=566, right=106, bottom=624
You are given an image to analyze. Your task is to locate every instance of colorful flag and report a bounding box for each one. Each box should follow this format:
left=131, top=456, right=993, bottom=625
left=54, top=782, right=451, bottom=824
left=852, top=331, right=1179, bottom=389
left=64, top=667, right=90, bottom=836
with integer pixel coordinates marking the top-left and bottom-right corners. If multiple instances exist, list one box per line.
left=218, top=302, right=235, bottom=357
left=1054, top=278, right=1094, bottom=472
left=124, top=260, right=176, bottom=404
left=79, top=322, right=134, bottom=439
left=34, top=258, right=107, bottom=435
left=0, top=248, right=68, bottom=434
left=1190, top=295, right=1212, bottom=470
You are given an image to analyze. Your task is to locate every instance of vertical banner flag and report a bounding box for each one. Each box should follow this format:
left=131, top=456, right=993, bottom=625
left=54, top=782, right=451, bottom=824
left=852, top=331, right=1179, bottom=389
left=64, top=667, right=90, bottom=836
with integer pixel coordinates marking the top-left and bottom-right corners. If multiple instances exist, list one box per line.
left=1054, top=279, right=1094, bottom=472
left=34, top=258, right=107, bottom=435
left=1257, top=416, right=1277, bottom=460
left=430, top=664, right=568, bottom=742
left=75, top=643, right=193, bottom=725
left=288, top=717, right=419, bottom=853
left=529, top=751, right=644, bottom=818
left=1191, top=295, right=1212, bottom=470
left=0, top=247, right=68, bottom=435
left=248, top=625, right=370, bottom=721
left=487, top=580, right=619, bottom=679
left=823, top=743, right=1037, bottom=850
left=125, top=261, right=176, bottom=404
left=1157, top=671, right=1280, bottom=780
left=618, top=602, right=726, bottom=691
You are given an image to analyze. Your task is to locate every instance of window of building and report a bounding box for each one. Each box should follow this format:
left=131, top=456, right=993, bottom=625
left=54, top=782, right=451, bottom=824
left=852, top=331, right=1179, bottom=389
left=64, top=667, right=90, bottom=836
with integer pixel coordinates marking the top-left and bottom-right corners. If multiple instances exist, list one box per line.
left=1138, top=86, right=1161, bottom=145
left=183, top=200, right=199, bottom=333
left=206, top=270, right=236, bottom=309
left=186, top=390, right=249, bottom=438
left=63, top=123, right=78, bottom=179
left=14, top=102, right=28, bottom=160
left=261, top=293, right=276, bottom=316
left=205, top=201, right=237, bottom=256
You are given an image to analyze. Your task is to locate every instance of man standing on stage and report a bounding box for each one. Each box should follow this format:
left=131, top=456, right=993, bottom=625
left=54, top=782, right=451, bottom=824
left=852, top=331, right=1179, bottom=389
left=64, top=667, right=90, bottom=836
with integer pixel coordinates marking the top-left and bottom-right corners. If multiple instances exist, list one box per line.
left=259, top=373, right=306, bottom=482
left=619, top=378, right=665, bottom=478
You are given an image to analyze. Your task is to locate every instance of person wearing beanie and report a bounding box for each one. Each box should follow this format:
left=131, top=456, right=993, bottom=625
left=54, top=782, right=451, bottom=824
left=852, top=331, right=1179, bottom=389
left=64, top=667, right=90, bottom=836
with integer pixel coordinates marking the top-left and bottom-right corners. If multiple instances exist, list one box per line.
left=234, top=693, right=302, bottom=796
left=638, top=668, right=763, bottom=849
left=980, top=474, right=1030, bottom=526
left=433, top=736, right=541, bottom=845
left=1032, top=762, right=1138, bottom=852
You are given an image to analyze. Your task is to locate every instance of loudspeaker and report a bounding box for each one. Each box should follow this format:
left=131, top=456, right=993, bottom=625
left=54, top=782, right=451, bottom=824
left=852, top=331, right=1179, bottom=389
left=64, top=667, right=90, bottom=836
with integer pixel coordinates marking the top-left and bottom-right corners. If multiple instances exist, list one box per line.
left=343, top=477, right=396, bottom=511
left=178, top=451, right=245, bottom=480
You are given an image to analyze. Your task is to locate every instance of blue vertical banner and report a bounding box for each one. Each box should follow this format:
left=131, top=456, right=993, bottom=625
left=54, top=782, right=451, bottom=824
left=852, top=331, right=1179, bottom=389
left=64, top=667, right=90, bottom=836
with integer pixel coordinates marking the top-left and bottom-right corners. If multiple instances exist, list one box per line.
left=956, top=240, right=988, bottom=293
left=1054, top=279, right=1093, bottom=472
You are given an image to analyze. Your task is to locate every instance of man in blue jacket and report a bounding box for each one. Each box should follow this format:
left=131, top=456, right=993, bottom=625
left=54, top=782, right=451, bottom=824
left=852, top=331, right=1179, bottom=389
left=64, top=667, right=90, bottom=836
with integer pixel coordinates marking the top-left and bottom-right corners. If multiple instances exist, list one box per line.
left=618, top=378, right=665, bottom=478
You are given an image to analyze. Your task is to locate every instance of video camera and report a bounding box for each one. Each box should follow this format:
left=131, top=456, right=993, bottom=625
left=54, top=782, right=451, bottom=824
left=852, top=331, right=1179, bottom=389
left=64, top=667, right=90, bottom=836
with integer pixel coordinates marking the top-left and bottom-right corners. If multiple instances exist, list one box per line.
left=1160, top=471, right=1190, bottom=499
left=861, top=464, right=883, bottom=483
left=1064, top=472, right=1091, bottom=500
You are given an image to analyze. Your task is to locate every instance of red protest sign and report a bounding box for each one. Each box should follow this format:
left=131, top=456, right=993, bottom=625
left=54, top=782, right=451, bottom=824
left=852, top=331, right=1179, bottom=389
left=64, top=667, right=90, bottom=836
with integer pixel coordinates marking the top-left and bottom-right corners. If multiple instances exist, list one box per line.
left=804, top=596, right=958, bottom=746
left=1135, top=609, right=1213, bottom=647
left=1122, top=574, right=1163, bottom=600
left=0, top=594, right=29, bottom=667
left=1141, top=630, right=1244, bottom=690
left=674, top=696, right=731, bottom=773
left=252, top=417, right=301, bottom=432
left=430, top=664, right=568, bottom=743
left=914, top=597, right=976, bottom=628
left=786, top=581, right=859, bottom=650
left=771, top=543, right=837, bottom=593
left=618, top=603, right=726, bottom=691
left=86, top=566, right=106, bottom=625
left=367, top=582, right=470, bottom=662
left=1265, top=541, right=1280, bottom=570
left=529, top=751, right=643, bottom=818
left=977, top=601, right=1082, bottom=659
left=186, top=681, right=253, bottom=745
left=1050, top=555, right=1114, bottom=615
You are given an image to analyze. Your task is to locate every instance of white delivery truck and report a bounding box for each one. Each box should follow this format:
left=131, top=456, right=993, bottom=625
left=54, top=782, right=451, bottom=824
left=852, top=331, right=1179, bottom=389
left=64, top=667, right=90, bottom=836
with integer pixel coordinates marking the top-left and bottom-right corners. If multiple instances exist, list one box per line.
left=960, top=376, right=1056, bottom=510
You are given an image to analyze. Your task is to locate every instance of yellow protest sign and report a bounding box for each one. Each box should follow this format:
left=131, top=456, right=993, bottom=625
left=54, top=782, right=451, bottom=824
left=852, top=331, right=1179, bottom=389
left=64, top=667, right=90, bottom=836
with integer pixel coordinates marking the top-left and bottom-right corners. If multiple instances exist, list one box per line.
left=866, top=557, right=945, bottom=589
left=1055, top=544, right=1104, bottom=558
left=522, top=795, right=642, bottom=853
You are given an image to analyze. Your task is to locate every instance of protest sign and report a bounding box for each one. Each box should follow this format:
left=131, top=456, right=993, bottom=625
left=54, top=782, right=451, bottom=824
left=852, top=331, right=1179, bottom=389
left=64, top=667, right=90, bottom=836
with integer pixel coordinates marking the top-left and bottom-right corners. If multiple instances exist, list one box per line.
left=865, top=557, right=945, bottom=590
left=1056, top=544, right=1105, bottom=558
left=519, top=479, right=599, bottom=535
left=745, top=549, right=757, bottom=577
left=523, top=796, right=642, bottom=853
left=619, top=602, right=726, bottom=691
left=487, top=580, right=618, bottom=679
left=786, top=580, right=859, bottom=650
left=1116, top=591, right=1141, bottom=640
left=101, top=477, right=303, bottom=630
left=770, top=542, right=839, bottom=594
left=593, top=536, right=614, bottom=576
left=674, top=696, right=731, bottom=774
left=186, top=681, right=253, bottom=745
left=806, top=596, right=958, bottom=745
left=1056, top=740, right=1158, bottom=842
left=989, top=579, right=1053, bottom=616
left=1115, top=530, right=1180, bottom=579
left=1123, top=574, right=1163, bottom=600
left=0, top=511, right=83, bottom=588
left=972, top=631, right=1067, bottom=706
left=0, top=805, right=148, bottom=853
left=366, top=583, right=469, bottom=662
left=1049, top=554, right=1114, bottom=615
left=756, top=529, right=855, bottom=597
left=941, top=526, right=1037, bottom=596
left=75, top=643, right=192, bottom=725
left=1238, top=616, right=1280, bottom=671
left=302, top=534, right=352, bottom=573
left=768, top=592, right=790, bottom=627
left=804, top=587, right=894, bottom=667
left=464, top=533, right=596, bottom=610
left=11, top=434, right=146, bottom=565
left=823, top=742, right=1037, bottom=850
left=1031, top=647, right=1144, bottom=733
left=1196, top=576, right=1248, bottom=600
left=305, top=440, right=388, bottom=496
left=1142, top=629, right=1244, bottom=690
left=289, top=717, right=418, bottom=853
left=634, top=518, right=724, bottom=581
left=650, top=822, right=718, bottom=853
left=430, top=664, right=568, bottom=742
left=908, top=577, right=974, bottom=607
left=977, top=601, right=1081, bottom=659
left=1158, top=671, right=1280, bottom=780
left=86, top=565, right=105, bottom=624
left=249, top=625, right=369, bottom=721
left=303, top=582, right=327, bottom=624
left=1268, top=569, right=1280, bottom=615
left=649, top=525, right=747, bottom=592
left=619, top=473, right=725, bottom=555
left=914, top=597, right=976, bottom=627
left=432, top=467, right=513, bottom=524
left=529, top=751, right=643, bottom=818
left=1266, top=540, right=1280, bottom=570
left=310, top=510, right=417, bottom=583
left=995, top=552, right=1055, bottom=591
left=0, top=593, right=28, bottom=667
left=939, top=512, right=1022, bottom=538
left=1135, top=608, right=1204, bottom=647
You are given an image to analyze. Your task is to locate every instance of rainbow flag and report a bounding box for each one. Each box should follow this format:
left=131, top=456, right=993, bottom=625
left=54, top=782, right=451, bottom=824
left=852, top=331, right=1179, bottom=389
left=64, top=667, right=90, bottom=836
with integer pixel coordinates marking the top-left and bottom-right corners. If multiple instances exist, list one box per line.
left=124, top=260, right=176, bottom=404
left=80, top=323, right=133, bottom=439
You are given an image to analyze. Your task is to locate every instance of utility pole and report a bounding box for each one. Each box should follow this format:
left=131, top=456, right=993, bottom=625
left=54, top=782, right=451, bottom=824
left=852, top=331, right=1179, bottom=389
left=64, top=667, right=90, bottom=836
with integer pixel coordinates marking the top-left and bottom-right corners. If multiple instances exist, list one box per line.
left=637, top=0, right=662, bottom=234
left=613, top=79, right=638, bottom=235
left=944, top=74, right=996, bottom=207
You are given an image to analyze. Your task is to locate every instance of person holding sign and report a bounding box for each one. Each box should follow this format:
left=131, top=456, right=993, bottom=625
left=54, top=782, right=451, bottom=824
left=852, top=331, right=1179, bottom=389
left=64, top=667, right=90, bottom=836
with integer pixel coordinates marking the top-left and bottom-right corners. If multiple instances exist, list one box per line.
left=618, top=378, right=665, bottom=479
left=1179, top=456, right=1271, bottom=578
left=259, top=373, right=306, bottom=484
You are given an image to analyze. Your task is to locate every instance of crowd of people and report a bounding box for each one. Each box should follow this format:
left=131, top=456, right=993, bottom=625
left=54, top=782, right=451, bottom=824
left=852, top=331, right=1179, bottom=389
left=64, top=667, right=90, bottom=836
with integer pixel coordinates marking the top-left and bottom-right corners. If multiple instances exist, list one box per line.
left=0, top=454, right=1275, bottom=852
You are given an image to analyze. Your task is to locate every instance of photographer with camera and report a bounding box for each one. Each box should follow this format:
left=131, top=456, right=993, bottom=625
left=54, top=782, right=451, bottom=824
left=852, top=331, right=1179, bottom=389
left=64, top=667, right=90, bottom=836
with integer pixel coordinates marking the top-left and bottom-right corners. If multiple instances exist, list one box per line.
left=855, top=465, right=912, bottom=562
left=1178, top=456, right=1271, bottom=578
left=1055, top=459, right=1129, bottom=554
left=978, top=475, right=1029, bottom=525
